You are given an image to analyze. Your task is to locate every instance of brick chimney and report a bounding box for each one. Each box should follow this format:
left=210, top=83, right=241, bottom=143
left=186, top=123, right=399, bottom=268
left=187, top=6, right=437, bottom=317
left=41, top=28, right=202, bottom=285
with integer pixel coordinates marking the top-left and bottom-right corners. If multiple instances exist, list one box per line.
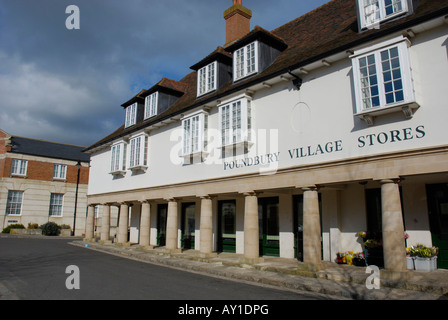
left=224, top=0, right=252, bottom=46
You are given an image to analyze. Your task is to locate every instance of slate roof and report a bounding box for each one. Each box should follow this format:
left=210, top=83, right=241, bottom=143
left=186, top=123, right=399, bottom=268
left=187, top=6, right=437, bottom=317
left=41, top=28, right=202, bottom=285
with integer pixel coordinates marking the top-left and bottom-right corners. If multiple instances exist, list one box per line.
left=85, top=0, right=448, bottom=152
left=10, top=136, right=90, bottom=163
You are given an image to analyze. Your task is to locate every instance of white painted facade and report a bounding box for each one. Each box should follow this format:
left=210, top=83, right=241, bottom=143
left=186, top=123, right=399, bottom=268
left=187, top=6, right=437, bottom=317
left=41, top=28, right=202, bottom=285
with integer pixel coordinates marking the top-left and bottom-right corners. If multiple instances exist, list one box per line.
left=86, top=2, right=448, bottom=269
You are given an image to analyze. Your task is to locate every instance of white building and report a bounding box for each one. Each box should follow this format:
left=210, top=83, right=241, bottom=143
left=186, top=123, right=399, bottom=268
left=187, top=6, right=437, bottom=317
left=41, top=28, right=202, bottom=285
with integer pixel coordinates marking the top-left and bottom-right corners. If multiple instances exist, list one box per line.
left=84, top=0, right=448, bottom=274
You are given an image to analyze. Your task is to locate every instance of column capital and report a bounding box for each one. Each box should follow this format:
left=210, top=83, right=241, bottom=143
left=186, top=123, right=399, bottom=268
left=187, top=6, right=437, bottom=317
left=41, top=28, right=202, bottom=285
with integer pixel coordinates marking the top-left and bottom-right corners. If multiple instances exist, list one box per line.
left=379, top=178, right=401, bottom=185
left=301, top=185, right=320, bottom=192
left=240, top=191, right=260, bottom=197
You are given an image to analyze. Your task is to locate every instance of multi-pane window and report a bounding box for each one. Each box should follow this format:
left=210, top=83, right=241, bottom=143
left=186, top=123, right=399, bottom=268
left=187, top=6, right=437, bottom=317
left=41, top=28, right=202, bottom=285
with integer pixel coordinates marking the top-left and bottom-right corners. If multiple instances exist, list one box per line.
left=11, top=159, right=28, bottom=176
left=197, top=62, right=217, bottom=96
left=6, top=190, right=23, bottom=215
left=360, top=0, right=408, bottom=29
left=53, top=164, right=67, bottom=180
left=129, top=136, right=142, bottom=168
left=49, top=193, right=64, bottom=217
left=234, top=41, right=258, bottom=81
left=219, top=97, right=252, bottom=147
left=144, top=92, right=158, bottom=119
left=110, top=142, right=126, bottom=173
left=125, top=103, right=137, bottom=128
left=352, top=37, right=414, bottom=114
left=182, top=112, right=207, bottom=156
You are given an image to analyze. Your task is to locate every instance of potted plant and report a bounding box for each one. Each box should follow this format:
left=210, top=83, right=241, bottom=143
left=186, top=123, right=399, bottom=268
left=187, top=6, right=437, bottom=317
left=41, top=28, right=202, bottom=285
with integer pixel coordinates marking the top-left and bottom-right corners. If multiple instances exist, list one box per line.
left=408, top=244, right=438, bottom=272
left=353, top=252, right=366, bottom=266
left=336, top=252, right=346, bottom=264
left=406, top=247, right=415, bottom=270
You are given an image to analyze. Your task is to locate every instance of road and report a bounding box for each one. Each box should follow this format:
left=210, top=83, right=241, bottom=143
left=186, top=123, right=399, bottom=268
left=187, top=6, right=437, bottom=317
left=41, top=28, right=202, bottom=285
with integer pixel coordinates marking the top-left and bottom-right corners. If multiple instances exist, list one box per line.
left=0, top=236, right=329, bottom=302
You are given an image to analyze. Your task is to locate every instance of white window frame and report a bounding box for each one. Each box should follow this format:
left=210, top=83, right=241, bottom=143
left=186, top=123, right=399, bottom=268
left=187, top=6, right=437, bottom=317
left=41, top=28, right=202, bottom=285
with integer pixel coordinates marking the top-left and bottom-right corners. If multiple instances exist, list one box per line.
left=11, top=159, right=28, bottom=176
left=218, top=95, right=252, bottom=148
left=49, top=193, right=64, bottom=217
left=128, top=134, right=148, bottom=171
left=125, top=103, right=138, bottom=128
left=197, top=61, right=217, bottom=97
left=53, top=164, right=67, bottom=180
left=6, top=190, right=24, bottom=216
left=144, top=92, right=158, bottom=119
left=351, top=36, right=417, bottom=124
left=358, top=0, right=408, bottom=30
left=233, top=41, right=259, bottom=82
left=110, top=141, right=126, bottom=175
left=182, top=111, right=208, bottom=157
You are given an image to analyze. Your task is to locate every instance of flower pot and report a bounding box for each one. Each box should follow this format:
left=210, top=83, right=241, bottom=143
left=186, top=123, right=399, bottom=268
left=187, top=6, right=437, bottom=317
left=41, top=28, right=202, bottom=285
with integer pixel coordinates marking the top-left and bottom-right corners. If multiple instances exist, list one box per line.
left=414, top=257, right=437, bottom=272
left=406, top=256, right=415, bottom=270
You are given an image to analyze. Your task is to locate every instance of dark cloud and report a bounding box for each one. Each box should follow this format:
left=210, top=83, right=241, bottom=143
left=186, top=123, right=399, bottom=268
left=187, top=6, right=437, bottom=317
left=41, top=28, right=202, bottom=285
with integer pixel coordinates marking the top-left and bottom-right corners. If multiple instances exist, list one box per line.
left=0, top=0, right=329, bottom=146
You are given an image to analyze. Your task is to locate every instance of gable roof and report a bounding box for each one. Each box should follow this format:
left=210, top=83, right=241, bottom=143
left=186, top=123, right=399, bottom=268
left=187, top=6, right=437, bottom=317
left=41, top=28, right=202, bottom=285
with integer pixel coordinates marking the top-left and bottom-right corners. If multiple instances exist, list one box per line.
left=85, top=0, right=448, bottom=152
left=9, top=136, right=90, bottom=163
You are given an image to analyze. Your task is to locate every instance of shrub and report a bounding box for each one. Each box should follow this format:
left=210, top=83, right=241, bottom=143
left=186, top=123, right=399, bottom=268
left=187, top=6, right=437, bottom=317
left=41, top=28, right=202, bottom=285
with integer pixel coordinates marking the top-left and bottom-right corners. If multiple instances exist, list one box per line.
left=27, top=223, right=39, bottom=229
left=40, top=222, right=61, bottom=236
left=2, top=224, right=25, bottom=233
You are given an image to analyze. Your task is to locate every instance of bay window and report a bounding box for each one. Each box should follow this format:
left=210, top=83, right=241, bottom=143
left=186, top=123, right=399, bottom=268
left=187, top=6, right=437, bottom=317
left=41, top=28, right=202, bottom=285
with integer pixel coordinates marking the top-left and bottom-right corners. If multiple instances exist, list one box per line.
left=219, top=95, right=252, bottom=148
left=351, top=36, right=418, bottom=124
left=182, top=111, right=208, bottom=157
left=110, top=142, right=126, bottom=174
left=129, top=134, right=148, bottom=170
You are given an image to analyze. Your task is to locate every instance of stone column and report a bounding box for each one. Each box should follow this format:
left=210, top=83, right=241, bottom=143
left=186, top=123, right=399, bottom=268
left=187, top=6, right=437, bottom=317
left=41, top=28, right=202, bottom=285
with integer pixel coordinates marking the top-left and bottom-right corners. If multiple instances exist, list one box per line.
left=302, top=186, right=322, bottom=266
left=139, top=201, right=151, bottom=248
left=243, top=192, right=260, bottom=262
left=200, top=196, right=214, bottom=256
left=381, top=179, right=407, bottom=272
left=117, top=203, right=129, bottom=244
left=100, top=204, right=111, bottom=242
left=165, top=199, right=179, bottom=251
left=84, top=205, right=95, bottom=241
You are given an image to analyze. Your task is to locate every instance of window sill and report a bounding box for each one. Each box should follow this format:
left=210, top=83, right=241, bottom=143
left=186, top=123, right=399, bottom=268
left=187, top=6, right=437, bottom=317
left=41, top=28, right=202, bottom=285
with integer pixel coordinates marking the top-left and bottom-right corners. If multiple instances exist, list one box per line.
left=110, top=170, right=127, bottom=177
left=355, top=101, right=420, bottom=126
left=220, top=141, right=254, bottom=152
left=182, top=151, right=209, bottom=163
left=129, top=165, right=148, bottom=173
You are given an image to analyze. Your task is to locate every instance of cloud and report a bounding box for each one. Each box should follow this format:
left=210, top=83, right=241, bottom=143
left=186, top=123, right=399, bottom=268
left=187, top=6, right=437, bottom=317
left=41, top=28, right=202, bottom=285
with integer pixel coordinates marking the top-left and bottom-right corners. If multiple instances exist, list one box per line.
left=0, top=0, right=330, bottom=146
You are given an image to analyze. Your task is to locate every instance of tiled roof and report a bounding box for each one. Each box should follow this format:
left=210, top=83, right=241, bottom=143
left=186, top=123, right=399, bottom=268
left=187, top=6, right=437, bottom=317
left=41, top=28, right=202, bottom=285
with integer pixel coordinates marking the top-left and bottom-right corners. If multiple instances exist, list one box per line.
left=85, top=0, right=448, bottom=152
left=10, top=136, right=90, bottom=162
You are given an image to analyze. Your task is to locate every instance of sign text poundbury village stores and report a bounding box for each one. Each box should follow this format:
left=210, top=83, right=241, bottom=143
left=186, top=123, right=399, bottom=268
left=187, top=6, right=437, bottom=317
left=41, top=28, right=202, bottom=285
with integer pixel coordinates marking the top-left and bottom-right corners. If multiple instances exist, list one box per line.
left=223, top=125, right=426, bottom=171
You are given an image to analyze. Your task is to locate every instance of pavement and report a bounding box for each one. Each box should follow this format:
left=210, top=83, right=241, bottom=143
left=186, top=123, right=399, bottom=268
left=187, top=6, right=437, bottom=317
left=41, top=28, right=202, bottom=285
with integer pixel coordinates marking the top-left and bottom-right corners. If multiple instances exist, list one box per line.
left=73, top=239, right=448, bottom=300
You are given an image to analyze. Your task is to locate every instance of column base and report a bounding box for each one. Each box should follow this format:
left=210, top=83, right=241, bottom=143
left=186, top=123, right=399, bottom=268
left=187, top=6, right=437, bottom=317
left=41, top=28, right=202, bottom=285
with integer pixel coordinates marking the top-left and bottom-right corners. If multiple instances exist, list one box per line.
left=198, top=252, right=218, bottom=259
left=239, top=257, right=265, bottom=265
left=115, top=242, right=132, bottom=247
left=98, top=240, right=113, bottom=245
left=138, top=245, right=155, bottom=250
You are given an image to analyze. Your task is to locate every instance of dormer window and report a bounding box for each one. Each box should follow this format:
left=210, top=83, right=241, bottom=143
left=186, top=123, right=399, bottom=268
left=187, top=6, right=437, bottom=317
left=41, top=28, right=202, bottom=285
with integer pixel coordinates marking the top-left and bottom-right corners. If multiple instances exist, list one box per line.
left=198, top=62, right=217, bottom=97
left=359, top=0, right=408, bottom=29
left=145, top=92, right=158, bottom=119
left=234, top=41, right=258, bottom=81
left=125, top=103, right=137, bottom=128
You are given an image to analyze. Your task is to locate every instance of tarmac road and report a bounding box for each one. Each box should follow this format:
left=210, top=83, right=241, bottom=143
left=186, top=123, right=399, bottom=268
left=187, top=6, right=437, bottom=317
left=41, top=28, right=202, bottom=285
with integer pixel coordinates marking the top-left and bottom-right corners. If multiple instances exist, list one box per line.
left=0, top=236, right=331, bottom=302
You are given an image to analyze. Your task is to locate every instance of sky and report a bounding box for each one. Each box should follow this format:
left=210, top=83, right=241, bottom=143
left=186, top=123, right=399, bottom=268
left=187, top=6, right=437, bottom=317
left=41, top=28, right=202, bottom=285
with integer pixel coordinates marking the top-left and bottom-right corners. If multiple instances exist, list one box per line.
left=0, top=0, right=330, bottom=147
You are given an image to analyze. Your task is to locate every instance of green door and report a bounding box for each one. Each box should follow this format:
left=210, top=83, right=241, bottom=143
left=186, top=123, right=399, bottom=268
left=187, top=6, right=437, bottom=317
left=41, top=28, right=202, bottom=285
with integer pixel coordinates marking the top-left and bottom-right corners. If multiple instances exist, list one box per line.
left=218, top=200, right=236, bottom=253
left=157, top=204, right=167, bottom=246
left=181, top=203, right=196, bottom=250
left=426, top=184, right=448, bottom=269
left=258, top=197, right=280, bottom=257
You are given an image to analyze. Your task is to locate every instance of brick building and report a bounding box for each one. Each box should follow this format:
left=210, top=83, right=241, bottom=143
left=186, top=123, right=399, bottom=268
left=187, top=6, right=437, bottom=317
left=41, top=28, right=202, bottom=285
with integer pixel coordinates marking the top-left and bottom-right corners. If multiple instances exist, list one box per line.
left=0, top=129, right=90, bottom=236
